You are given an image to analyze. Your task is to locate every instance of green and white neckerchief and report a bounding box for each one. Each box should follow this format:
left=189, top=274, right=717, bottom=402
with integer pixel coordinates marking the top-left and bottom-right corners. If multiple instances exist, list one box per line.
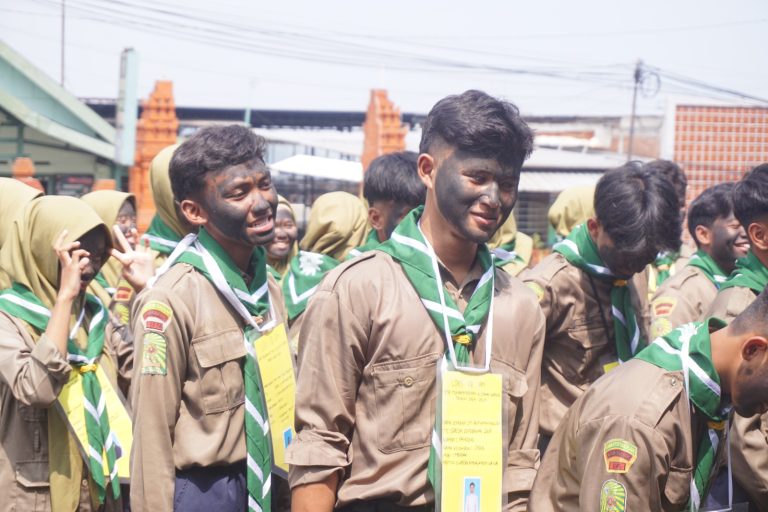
left=281, top=251, right=341, bottom=321
left=377, top=206, right=496, bottom=494
left=654, top=251, right=679, bottom=286
left=347, top=229, right=381, bottom=259
left=635, top=319, right=730, bottom=511
left=266, top=265, right=282, bottom=282
left=141, top=215, right=181, bottom=255
left=553, top=223, right=643, bottom=362
left=491, top=239, right=524, bottom=269
left=719, top=250, right=768, bottom=294
left=160, top=228, right=274, bottom=512
left=687, top=250, right=728, bottom=288
left=93, top=272, right=116, bottom=296
left=0, top=283, right=121, bottom=504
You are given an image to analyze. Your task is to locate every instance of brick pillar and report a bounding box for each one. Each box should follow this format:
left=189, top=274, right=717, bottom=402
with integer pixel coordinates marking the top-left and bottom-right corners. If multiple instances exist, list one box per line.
left=129, top=81, right=179, bottom=232
left=11, top=157, right=45, bottom=192
left=361, top=89, right=407, bottom=173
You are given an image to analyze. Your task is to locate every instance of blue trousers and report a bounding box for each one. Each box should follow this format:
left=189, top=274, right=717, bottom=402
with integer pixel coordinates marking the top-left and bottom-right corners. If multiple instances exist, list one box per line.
left=173, top=464, right=247, bottom=512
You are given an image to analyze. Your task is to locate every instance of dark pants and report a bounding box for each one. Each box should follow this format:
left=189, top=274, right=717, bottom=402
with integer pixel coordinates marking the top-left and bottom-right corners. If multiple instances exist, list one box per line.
left=337, top=502, right=433, bottom=512
left=174, top=464, right=247, bottom=512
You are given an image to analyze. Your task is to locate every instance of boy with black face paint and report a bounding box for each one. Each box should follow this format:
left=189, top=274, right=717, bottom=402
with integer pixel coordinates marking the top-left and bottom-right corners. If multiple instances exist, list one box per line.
left=129, top=125, right=289, bottom=512
left=649, top=183, right=748, bottom=338
left=288, top=90, right=544, bottom=511
left=523, top=163, right=682, bottom=445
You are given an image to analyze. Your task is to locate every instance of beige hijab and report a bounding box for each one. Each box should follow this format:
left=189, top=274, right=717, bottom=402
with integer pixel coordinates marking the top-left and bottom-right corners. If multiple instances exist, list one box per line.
left=548, top=185, right=596, bottom=238
left=300, top=191, right=367, bottom=260
left=149, top=143, right=187, bottom=238
left=487, top=214, right=534, bottom=276
left=0, top=178, right=44, bottom=288
left=267, top=195, right=299, bottom=276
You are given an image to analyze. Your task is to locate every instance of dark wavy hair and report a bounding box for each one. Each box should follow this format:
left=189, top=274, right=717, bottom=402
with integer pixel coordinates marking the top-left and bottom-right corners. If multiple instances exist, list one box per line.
left=687, top=183, right=736, bottom=247
left=733, top=163, right=768, bottom=231
left=363, top=151, right=425, bottom=207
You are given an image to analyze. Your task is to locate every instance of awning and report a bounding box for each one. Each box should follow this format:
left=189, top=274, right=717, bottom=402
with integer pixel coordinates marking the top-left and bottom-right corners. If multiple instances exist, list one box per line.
left=270, top=154, right=362, bottom=183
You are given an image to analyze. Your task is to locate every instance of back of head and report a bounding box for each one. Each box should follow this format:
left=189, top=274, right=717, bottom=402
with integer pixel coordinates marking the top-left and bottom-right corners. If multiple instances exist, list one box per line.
left=149, top=143, right=185, bottom=236
left=0, top=196, right=109, bottom=306
left=687, top=183, right=736, bottom=246
left=300, top=191, right=367, bottom=260
left=733, top=163, right=768, bottom=232
left=595, top=162, right=682, bottom=267
left=170, top=124, right=267, bottom=204
left=548, top=185, right=596, bottom=238
left=419, top=90, right=534, bottom=172
left=643, top=159, right=687, bottom=210
left=363, top=151, right=425, bottom=207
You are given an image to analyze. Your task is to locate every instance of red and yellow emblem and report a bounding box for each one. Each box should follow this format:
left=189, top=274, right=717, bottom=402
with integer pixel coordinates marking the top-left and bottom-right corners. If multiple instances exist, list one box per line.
left=604, top=439, right=638, bottom=474
left=141, top=300, right=173, bottom=333
left=652, top=297, right=677, bottom=317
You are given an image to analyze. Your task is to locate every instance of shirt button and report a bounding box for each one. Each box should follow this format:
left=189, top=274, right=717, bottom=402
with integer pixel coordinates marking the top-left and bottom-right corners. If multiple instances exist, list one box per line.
left=403, top=376, right=415, bottom=387
left=82, top=479, right=89, bottom=488
left=670, top=378, right=677, bottom=386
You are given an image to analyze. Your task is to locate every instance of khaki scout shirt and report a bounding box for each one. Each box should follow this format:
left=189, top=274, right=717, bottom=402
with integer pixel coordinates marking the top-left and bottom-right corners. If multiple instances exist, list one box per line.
left=286, top=251, right=545, bottom=511
left=523, top=253, right=650, bottom=436
left=645, top=245, right=694, bottom=301
left=0, top=312, right=122, bottom=512
left=530, top=359, right=718, bottom=511
left=129, top=264, right=287, bottom=512
left=705, top=285, right=768, bottom=511
left=649, top=265, right=718, bottom=339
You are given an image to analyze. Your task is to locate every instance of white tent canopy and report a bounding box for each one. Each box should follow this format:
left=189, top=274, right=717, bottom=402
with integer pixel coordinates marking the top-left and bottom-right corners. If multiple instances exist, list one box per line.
left=270, top=154, right=363, bottom=183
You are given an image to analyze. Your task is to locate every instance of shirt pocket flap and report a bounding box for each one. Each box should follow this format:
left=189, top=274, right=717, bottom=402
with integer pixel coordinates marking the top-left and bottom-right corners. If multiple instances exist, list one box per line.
left=15, top=460, right=49, bottom=488
left=492, top=359, right=529, bottom=398
left=193, top=328, right=246, bottom=368
left=664, top=466, right=693, bottom=507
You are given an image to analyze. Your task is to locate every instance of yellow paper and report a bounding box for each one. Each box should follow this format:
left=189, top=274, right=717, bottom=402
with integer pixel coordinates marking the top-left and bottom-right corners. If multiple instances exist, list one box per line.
left=440, top=371, right=503, bottom=512
left=252, top=323, right=296, bottom=474
left=56, top=366, right=133, bottom=480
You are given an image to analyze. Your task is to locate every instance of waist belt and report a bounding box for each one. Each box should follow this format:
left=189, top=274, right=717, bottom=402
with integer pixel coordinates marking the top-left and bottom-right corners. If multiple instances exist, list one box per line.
left=338, top=501, right=433, bottom=512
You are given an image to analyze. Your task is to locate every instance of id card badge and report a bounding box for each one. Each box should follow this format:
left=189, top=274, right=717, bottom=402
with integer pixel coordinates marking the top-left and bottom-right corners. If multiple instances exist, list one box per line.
left=248, top=323, right=297, bottom=478
left=437, top=363, right=504, bottom=512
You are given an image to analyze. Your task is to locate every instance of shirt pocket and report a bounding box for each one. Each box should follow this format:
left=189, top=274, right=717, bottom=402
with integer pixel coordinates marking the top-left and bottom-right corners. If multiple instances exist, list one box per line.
left=371, top=352, right=441, bottom=454
left=191, top=327, right=247, bottom=414
left=562, top=317, right=613, bottom=384
left=663, top=466, right=692, bottom=508
left=491, top=358, right=529, bottom=431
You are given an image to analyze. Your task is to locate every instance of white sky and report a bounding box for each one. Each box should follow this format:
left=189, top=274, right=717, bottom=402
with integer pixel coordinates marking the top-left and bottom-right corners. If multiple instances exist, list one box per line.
left=1, top=0, right=767, bottom=116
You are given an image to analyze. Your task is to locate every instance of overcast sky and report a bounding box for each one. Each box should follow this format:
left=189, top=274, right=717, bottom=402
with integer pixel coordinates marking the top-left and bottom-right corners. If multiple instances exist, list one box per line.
left=1, top=0, right=766, bottom=117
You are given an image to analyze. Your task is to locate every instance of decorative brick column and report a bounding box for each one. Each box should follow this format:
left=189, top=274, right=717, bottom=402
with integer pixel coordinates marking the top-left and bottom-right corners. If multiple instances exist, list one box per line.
left=361, top=89, right=407, bottom=173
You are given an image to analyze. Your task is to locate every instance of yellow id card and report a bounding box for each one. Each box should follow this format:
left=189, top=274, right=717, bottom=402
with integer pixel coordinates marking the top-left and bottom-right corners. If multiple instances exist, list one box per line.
left=440, top=371, right=503, bottom=512
left=56, top=366, right=133, bottom=480
left=252, top=323, right=296, bottom=475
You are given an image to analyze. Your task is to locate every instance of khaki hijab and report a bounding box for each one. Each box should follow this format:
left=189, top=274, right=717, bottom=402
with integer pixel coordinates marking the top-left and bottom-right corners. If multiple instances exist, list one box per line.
left=267, top=195, right=299, bottom=276
left=487, top=214, right=534, bottom=276
left=0, top=196, right=115, bottom=511
left=548, top=185, right=595, bottom=239
left=150, top=143, right=186, bottom=238
left=0, top=178, right=44, bottom=288
left=300, top=191, right=367, bottom=261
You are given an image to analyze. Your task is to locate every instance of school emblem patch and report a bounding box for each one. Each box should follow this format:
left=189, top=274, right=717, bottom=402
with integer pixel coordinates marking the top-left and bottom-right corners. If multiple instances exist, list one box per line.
left=652, top=297, right=677, bottom=317
left=600, top=479, right=626, bottom=512
left=114, top=303, right=130, bottom=326
left=115, top=284, right=133, bottom=303
left=141, top=332, right=167, bottom=375
left=650, top=318, right=673, bottom=339
left=141, top=300, right=173, bottom=333
left=604, top=439, right=638, bottom=473
left=526, top=282, right=545, bottom=302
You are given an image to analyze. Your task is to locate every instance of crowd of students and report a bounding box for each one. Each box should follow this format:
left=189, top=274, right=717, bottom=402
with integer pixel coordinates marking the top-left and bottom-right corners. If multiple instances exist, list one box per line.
left=1, top=89, right=768, bottom=512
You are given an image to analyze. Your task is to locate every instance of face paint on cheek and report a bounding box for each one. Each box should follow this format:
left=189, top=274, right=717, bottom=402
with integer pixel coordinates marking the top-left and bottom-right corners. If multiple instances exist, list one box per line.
left=434, top=165, right=477, bottom=231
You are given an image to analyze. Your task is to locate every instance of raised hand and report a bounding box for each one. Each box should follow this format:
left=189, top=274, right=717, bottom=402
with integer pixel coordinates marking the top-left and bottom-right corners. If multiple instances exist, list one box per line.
left=53, top=229, right=90, bottom=301
left=110, top=225, right=155, bottom=292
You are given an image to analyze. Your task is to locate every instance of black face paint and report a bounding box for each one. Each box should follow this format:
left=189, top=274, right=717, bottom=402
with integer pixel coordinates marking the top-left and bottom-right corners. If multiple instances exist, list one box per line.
left=76, top=227, right=108, bottom=289
left=710, top=215, right=749, bottom=273
left=266, top=205, right=298, bottom=259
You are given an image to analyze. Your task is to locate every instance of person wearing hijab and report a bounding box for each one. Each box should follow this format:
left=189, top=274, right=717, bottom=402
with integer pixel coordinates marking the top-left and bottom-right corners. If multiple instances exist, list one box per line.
left=140, top=144, right=195, bottom=267
left=282, top=191, right=366, bottom=351
left=265, top=195, right=299, bottom=280
left=0, top=178, right=43, bottom=289
left=547, top=185, right=595, bottom=240
left=0, top=196, right=125, bottom=511
left=487, top=213, right=534, bottom=277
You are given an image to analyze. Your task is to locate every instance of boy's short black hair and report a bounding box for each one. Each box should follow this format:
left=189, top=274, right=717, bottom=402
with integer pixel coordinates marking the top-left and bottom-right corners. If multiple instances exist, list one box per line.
left=169, top=124, right=267, bottom=202
left=643, top=159, right=687, bottom=210
left=733, top=163, right=768, bottom=230
left=687, top=183, right=736, bottom=247
left=595, top=162, right=682, bottom=267
left=363, top=151, right=425, bottom=207
left=419, top=90, right=534, bottom=172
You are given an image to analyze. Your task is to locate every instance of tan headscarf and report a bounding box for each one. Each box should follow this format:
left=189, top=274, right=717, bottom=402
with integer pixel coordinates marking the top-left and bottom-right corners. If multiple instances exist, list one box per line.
left=0, top=196, right=116, bottom=511
left=300, top=191, right=367, bottom=260
left=267, top=195, right=299, bottom=276
left=149, top=143, right=186, bottom=238
left=0, top=178, right=44, bottom=288
left=548, top=185, right=596, bottom=239
left=487, top=214, right=534, bottom=277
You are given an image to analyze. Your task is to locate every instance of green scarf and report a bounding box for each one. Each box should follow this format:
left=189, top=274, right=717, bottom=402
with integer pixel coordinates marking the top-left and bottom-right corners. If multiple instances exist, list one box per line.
left=93, top=273, right=116, bottom=296
left=687, top=250, right=728, bottom=288
left=0, top=284, right=120, bottom=504
left=347, top=230, right=381, bottom=259
left=490, top=239, right=525, bottom=269
left=377, top=206, right=495, bottom=493
left=719, top=250, right=768, bottom=294
left=281, top=251, right=341, bottom=321
left=654, top=251, right=679, bottom=286
left=173, top=228, right=272, bottom=512
left=635, top=319, right=728, bottom=511
left=142, top=215, right=182, bottom=255
left=553, top=223, right=643, bottom=362
left=267, top=264, right=282, bottom=282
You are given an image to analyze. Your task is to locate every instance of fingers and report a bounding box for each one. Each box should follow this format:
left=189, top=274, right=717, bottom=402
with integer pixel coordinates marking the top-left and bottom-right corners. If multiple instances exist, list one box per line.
left=53, top=229, right=68, bottom=252
left=112, top=225, right=133, bottom=253
left=110, top=248, right=132, bottom=265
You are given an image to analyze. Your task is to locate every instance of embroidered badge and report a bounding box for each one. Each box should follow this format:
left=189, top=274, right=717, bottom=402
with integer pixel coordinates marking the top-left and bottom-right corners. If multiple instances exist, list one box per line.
left=298, top=252, right=324, bottom=276
left=115, top=284, right=133, bottom=303
left=652, top=297, right=677, bottom=317
left=604, top=439, right=638, bottom=473
left=600, top=479, right=627, bottom=512
left=526, top=282, right=545, bottom=302
left=141, top=332, right=167, bottom=375
left=114, top=303, right=130, bottom=326
left=650, top=318, right=673, bottom=339
left=141, top=300, right=173, bottom=333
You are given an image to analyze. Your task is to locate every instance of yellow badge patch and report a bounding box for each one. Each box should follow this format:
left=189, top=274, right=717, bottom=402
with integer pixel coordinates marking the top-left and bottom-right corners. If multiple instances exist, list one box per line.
left=115, top=284, right=134, bottom=303
left=141, top=300, right=173, bottom=333
left=604, top=439, right=638, bottom=474
left=114, top=303, right=130, bottom=326
left=650, top=318, right=673, bottom=339
left=652, top=297, right=677, bottom=317
left=600, top=479, right=627, bottom=512
left=526, top=282, right=545, bottom=302
left=142, top=332, right=167, bottom=375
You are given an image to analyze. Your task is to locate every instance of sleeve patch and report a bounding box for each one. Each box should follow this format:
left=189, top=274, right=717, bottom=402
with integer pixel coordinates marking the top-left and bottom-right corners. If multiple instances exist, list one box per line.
left=604, top=439, right=638, bottom=473
left=141, top=332, right=167, bottom=375
left=140, top=300, right=173, bottom=333
left=115, top=283, right=134, bottom=302
left=600, top=479, right=627, bottom=512
left=652, top=297, right=677, bottom=317
left=114, top=303, right=130, bottom=326
left=650, top=318, right=673, bottom=339
left=525, top=282, right=545, bottom=302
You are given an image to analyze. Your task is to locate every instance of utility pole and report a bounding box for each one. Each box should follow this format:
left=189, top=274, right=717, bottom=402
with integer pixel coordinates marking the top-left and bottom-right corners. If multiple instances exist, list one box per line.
left=60, top=0, right=66, bottom=86
left=627, top=59, right=642, bottom=162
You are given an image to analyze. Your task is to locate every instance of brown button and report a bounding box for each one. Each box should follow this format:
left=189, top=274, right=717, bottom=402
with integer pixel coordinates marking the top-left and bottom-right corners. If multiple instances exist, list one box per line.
left=403, top=376, right=415, bottom=387
left=82, top=479, right=89, bottom=488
